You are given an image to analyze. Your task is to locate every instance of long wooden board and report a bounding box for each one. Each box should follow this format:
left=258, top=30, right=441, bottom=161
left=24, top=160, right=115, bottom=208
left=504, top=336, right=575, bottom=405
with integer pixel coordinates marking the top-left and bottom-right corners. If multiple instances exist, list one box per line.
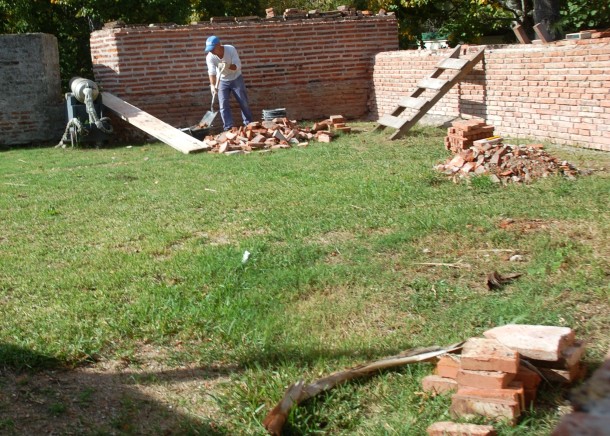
left=101, top=92, right=209, bottom=154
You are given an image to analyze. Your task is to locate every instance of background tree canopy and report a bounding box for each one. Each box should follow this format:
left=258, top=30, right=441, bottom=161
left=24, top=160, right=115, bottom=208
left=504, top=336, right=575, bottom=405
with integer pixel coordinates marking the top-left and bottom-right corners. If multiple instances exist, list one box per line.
left=1, top=0, right=608, bottom=89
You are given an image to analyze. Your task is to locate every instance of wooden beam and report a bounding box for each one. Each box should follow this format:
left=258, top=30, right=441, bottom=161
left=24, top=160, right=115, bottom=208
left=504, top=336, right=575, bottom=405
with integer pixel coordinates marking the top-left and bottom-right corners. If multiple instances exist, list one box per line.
left=513, top=25, right=532, bottom=44
left=101, top=92, right=209, bottom=154
left=533, top=23, right=553, bottom=43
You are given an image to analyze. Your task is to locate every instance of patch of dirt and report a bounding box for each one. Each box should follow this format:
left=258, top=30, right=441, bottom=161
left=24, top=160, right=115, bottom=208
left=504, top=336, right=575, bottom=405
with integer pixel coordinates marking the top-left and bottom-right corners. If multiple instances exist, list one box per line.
left=0, top=345, right=233, bottom=435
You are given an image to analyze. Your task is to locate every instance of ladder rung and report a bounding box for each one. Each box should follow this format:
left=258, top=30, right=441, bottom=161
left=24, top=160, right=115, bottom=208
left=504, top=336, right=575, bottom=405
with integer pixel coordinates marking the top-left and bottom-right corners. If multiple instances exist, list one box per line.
left=378, top=114, right=406, bottom=130
left=437, top=58, right=469, bottom=70
left=418, top=78, right=447, bottom=90
left=398, top=96, right=428, bottom=110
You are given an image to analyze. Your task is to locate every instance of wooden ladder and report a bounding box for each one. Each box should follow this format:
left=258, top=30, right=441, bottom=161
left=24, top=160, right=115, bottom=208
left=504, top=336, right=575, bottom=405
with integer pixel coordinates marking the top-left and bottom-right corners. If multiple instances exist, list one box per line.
left=376, top=45, right=486, bottom=140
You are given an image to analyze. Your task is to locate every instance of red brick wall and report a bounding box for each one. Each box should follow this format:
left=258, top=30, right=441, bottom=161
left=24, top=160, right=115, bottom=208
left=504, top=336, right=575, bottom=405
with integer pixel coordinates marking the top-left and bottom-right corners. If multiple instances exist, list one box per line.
left=90, top=17, right=398, bottom=129
left=370, top=40, right=610, bottom=151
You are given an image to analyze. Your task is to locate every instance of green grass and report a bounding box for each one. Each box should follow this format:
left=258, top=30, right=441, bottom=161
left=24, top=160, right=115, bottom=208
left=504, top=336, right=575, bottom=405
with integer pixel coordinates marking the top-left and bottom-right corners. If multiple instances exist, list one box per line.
left=1, top=123, right=609, bottom=434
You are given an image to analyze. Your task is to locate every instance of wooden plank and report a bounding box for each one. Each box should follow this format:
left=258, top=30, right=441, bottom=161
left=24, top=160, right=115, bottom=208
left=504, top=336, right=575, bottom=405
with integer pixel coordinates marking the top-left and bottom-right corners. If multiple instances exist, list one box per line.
left=533, top=23, right=553, bottom=43
left=397, top=96, right=428, bottom=110
left=101, top=92, right=210, bottom=154
left=390, top=46, right=486, bottom=140
left=378, top=114, right=406, bottom=130
left=513, top=25, right=531, bottom=44
left=437, top=58, right=468, bottom=70
left=447, top=44, right=462, bottom=59
left=418, top=77, right=447, bottom=90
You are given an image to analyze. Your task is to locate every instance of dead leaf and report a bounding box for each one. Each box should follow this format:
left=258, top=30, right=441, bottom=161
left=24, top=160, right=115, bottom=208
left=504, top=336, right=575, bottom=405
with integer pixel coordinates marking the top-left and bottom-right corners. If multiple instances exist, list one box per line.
left=486, top=271, right=523, bottom=290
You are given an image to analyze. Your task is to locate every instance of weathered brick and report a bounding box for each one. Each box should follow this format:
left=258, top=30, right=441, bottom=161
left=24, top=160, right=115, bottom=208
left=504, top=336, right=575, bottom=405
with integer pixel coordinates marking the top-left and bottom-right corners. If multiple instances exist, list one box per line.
left=539, top=363, right=586, bottom=384
left=422, top=375, right=458, bottom=394
left=483, top=324, right=575, bottom=361
left=435, top=355, right=461, bottom=379
left=461, top=338, right=520, bottom=374
left=514, top=365, right=542, bottom=390
left=526, top=341, right=586, bottom=369
left=457, top=369, right=516, bottom=390
left=427, top=421, right=497, bottom=436
left=457, top=382, right=525, bottom=411
left=451, top=394, right=521, bottom=425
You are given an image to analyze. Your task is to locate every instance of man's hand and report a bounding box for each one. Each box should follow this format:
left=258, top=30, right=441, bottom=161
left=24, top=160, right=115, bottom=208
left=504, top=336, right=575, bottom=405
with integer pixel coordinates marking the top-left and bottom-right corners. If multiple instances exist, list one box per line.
left=210, top=84, right=216, bottom=96
left=218, top=62, right=233, bottom=76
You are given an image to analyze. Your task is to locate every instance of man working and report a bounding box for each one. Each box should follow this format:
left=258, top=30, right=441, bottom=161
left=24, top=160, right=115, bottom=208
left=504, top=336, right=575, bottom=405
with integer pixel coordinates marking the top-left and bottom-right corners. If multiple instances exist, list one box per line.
left=205, top=35, right=253, bottom=131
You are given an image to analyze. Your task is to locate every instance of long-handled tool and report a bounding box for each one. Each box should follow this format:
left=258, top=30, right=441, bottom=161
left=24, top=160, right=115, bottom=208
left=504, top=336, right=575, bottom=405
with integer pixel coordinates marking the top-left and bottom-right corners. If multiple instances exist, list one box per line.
left=199, top=64, right=225, bottom=128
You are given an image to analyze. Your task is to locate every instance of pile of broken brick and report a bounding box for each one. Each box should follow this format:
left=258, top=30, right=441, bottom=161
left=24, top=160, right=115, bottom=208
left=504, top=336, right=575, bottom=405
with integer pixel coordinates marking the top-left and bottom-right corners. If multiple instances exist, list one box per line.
left=435, top=120, right=579, bottom=184
left=199, top=115, right=350, bottom=155
left=423, top=324, right=586, bottom=436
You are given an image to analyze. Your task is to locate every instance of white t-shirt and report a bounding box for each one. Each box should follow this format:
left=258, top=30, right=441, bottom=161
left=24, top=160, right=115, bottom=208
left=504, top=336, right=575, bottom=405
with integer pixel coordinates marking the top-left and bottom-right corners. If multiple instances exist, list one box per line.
left=206, top=44, right=242, bottom=82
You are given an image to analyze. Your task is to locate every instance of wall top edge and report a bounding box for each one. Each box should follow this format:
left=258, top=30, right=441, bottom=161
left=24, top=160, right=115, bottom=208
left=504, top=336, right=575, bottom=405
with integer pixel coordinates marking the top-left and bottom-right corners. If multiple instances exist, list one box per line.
left=373, top=37, right=610, bottom=57
left=91, top=15, right=397, bottom=35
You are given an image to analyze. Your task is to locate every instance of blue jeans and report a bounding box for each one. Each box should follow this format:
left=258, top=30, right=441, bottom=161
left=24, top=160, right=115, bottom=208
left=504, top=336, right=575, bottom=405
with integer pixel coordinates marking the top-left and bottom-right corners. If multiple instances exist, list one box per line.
left=218, top=75, right=253, bottom=130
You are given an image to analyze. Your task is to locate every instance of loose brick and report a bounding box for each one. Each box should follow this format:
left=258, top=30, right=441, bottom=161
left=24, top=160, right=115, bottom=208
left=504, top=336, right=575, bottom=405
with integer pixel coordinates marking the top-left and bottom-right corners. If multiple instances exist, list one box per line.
left=483, top=324, right=575, bottom=361
left=451, top=394, right=521, bottom=425
left=457, top=382, right=525, bottom=411
left=316, top=132, right=332, bottom=143
left=422, top=375, right=458, bottom=394
left=457, top=368, right=516, bottom=390
left=461, top=338, right=520, bottom=374
left=539, top=363, right=586, bottom=384
left=514, top=365, right=542, bottom=390
left=526, top=341, right=586, bottom=369
left=427, top=421, right=497, bottom=436
left=435, top=355, right=461, bottom=379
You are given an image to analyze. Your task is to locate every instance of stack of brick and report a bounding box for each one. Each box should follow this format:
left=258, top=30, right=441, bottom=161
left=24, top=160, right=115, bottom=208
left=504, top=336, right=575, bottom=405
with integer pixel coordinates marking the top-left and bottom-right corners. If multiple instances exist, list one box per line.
left=265, top=7, right=276, bottom=18
left=423, top=338, right=529, bottom=425
left=552, top=348, right=610, bottom=435
left=422, top=325, right=586, bottom=432
left=200, top=116, right=351, bottom=154
left=444, top=119, right=495, bottom=154
left=484, top=324, right=587, bottom=385
left=453, top=338, right=525, bottom=425
left=435, top=140, right=580, bottom=184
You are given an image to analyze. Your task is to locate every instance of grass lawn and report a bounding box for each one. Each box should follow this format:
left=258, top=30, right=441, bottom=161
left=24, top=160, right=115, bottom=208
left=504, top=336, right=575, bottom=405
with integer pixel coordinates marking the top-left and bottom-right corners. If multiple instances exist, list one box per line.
left=0, top=123, right=608, bottom=435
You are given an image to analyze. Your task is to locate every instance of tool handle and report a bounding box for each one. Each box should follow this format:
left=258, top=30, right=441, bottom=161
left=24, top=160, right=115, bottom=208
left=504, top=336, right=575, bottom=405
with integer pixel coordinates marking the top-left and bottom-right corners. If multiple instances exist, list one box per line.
left=210, top=68, right=223, bottom=111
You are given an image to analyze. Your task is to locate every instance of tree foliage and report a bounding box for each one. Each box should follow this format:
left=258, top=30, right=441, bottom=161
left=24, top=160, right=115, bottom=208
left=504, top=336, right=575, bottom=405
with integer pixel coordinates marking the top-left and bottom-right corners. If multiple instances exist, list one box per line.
left=1, top=0, right=608, bottom=87
left=558, top=0, right=610, bottom=32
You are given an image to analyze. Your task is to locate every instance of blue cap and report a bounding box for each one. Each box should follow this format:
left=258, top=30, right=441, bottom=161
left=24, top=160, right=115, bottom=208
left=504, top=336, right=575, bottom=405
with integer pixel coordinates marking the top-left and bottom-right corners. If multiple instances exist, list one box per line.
left=205, top=35, right=220, bottom=53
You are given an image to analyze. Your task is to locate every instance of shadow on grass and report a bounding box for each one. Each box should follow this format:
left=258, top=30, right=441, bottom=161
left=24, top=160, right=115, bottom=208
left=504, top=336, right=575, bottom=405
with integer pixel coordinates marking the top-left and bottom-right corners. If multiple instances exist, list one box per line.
left=0, top=343, right=230, bottom=435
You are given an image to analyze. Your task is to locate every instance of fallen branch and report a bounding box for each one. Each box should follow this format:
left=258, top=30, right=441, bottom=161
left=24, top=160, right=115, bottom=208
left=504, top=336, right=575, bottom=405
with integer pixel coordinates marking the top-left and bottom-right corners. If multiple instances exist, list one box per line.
left=263, top=342, right=463, bottom=435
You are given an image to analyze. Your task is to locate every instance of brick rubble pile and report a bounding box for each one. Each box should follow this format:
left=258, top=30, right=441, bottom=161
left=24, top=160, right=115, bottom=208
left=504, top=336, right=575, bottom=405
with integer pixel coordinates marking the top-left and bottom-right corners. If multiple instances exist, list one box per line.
left=198, top=115, right=350, bottom=154
left=436, top=120, right=579, bottom=184
left=423, top=324, right=586, bottom=435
